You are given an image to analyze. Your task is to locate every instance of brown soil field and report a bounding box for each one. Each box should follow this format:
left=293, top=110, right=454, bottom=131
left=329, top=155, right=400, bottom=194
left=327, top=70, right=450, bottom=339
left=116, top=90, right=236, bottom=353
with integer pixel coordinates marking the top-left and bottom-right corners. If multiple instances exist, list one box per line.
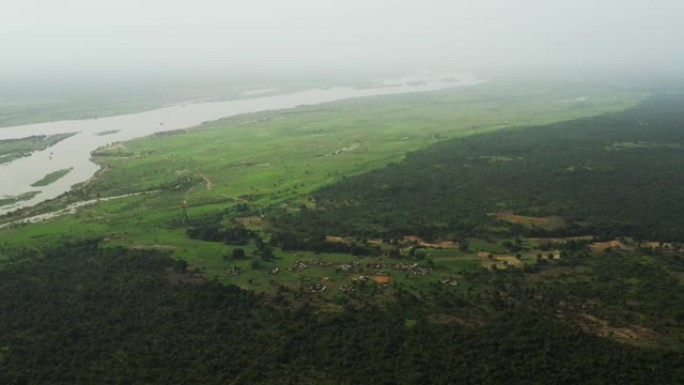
left=325, top=235, right=346, bottom=243
left=528, top=236, right=594, bottom=245
left=496, top=211, right=566, bottom=230
left=642, top=241, right=675, bottom=249
left=371, top=276, right=391, bottom=284
left=236, top=216, right=262, bottom=226
left=402, top=235, right=459, bottom=249
left=590, top=240, right=632, bottom=252
left=578, top=313, right=656, bottom=342
left=328, top=235, right=457, bottom=249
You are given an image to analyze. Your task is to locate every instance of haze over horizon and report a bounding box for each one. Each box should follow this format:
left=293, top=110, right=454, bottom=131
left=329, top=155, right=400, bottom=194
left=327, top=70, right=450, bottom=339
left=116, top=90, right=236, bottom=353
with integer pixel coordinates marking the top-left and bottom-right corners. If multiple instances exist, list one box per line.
left=2, top=0, right=683, bottom=84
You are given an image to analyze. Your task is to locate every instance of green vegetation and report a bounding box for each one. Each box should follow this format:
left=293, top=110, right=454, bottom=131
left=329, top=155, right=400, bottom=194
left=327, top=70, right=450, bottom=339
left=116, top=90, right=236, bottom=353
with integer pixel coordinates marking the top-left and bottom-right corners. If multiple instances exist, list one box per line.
left=3, top=82, right=684, bottom=383
left=30, top=167, right=73, bottom=187
left=95, top=129, right=120, bottom=136
left=1, top=240, right=682, bottom=384
left=0, top=191, right=40, bottom=207
left=0, top=133, right=75, bottom=164
left=0, top=83, right=642, bottom=272
left=275, top=94, right=684, bottom=241
left=82, top=83, right=643, bottom=202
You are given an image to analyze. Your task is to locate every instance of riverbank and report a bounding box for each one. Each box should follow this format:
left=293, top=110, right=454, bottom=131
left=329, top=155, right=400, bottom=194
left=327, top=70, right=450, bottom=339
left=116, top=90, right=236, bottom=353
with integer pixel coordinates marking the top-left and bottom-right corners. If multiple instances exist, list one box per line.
left=0, top=73, right=482, bottom=215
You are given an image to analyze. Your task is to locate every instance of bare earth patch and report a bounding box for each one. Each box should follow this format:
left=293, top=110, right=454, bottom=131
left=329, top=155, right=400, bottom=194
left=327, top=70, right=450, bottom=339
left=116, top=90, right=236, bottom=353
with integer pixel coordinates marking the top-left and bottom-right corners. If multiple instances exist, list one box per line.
left=327, top=235, right=458, bottom=249
left=199, top=173, right=213, bottom=190
left=428, top=314, right=480, bottom=327
left=371, top=276, right=391, bottom=284
left=590, top=240, right=632, bottom=253
left=642, top=241, right=674, bottom=249
left=578, top=313, right=657, bottom=343
left=402, top=235, right=459, bottom=249
left=167, top=271, right=205, bottom=286
left=236, top=216, right=262, bottom=226
left=130, top=244, right=178, bottom=250
left=496, top=211, right=566, bottom=230
left=325, top=235, right=346, bottom=243
left=528, top=236, right=594, bottom=245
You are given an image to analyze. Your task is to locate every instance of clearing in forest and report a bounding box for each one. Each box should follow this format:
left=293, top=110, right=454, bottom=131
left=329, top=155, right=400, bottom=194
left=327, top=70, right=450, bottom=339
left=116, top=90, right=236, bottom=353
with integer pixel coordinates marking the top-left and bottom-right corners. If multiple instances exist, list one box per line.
left=496, top=211, right=566, bottom=231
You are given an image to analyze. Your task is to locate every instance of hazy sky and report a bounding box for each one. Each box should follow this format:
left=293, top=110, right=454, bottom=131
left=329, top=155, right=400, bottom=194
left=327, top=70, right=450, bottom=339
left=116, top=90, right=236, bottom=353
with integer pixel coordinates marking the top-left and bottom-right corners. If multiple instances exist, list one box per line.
left=1, top=0, right=683, bottom=81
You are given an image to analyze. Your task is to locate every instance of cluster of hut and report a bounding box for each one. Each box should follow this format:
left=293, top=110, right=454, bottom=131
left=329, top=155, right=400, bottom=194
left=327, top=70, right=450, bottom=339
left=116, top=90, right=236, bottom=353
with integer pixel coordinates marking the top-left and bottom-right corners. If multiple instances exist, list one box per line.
left=391, top=262, right=432, bottom=276
left=289, top=259, right=332, bottom=272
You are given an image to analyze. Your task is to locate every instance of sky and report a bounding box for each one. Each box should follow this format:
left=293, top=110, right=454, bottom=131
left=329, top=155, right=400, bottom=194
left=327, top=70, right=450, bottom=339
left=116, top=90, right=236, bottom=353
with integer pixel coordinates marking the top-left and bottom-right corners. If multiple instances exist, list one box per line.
left=1, top=0, right=683, bottom=82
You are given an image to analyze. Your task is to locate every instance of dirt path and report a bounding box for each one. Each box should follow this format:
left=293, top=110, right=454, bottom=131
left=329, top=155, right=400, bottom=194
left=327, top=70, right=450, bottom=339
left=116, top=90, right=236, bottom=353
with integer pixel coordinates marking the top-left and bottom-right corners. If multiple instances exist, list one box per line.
left=199, top=173, right=213, bottom=190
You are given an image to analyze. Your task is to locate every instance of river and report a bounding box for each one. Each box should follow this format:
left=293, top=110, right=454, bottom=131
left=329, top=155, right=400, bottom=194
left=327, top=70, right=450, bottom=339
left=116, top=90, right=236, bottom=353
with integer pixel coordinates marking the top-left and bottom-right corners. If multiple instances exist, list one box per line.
left=0, top=73, right=482, bottom=215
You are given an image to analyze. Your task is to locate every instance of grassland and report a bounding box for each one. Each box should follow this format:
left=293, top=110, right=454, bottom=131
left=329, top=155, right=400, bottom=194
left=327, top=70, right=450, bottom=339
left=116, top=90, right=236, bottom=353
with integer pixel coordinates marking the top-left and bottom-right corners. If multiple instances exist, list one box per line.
left=84, top=83, right=641, bottom=201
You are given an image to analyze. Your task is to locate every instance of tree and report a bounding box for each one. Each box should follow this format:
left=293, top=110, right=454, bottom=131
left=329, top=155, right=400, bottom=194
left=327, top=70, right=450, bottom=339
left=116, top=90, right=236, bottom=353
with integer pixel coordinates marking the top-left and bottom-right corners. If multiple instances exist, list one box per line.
left=254, top=236, right=265, bottom=251
left=231, top=248, right=246, bottom=260
left=173, top=259, right=188, bottom=273
left=261, top=247, right=275, bottom=261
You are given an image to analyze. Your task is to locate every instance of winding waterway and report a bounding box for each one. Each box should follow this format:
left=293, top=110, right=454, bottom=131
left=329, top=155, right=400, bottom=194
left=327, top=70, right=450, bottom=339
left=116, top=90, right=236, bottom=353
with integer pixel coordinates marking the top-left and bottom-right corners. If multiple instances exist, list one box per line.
left=0, top=73, right=482, bottom=215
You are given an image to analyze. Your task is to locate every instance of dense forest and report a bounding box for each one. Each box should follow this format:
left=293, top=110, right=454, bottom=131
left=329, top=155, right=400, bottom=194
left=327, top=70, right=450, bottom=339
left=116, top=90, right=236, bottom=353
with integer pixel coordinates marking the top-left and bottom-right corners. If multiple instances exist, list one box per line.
left=1, top=240, right=683, bottom=384
left=273, top=95, right=684, bottom=241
